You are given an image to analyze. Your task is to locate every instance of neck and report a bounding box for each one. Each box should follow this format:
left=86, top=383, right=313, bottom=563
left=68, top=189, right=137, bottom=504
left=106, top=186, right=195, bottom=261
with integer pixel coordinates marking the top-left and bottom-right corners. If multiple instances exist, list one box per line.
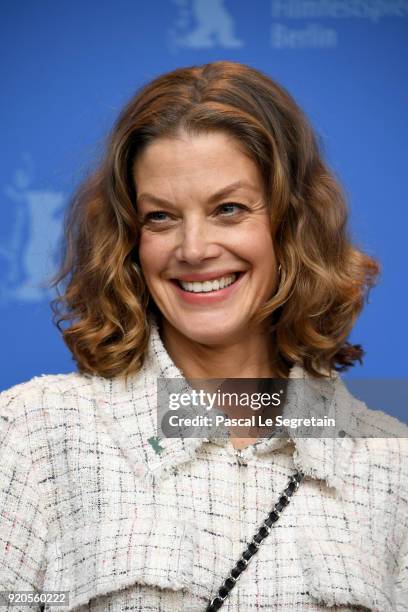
left=161, top=319, right=276, bottom=379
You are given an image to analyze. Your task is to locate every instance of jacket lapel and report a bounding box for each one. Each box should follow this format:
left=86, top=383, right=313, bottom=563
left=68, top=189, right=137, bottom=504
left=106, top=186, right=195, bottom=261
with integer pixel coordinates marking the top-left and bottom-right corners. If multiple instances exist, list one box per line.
left=92, top=318, right=359, bottom=494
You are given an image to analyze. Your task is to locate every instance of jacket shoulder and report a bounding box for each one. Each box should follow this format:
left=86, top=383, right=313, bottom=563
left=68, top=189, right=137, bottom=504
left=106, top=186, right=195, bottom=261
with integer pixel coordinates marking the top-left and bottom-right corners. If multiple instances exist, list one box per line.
left=346, top=399, right=408, bottom=510
left=350, top=395, right=408, bottom=439
left=0, top=372, right=94, bottom=426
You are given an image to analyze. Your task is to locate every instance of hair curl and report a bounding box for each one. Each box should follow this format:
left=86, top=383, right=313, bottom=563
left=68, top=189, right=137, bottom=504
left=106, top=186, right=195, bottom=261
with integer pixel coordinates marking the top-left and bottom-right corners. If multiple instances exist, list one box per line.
left=51, top=61, right=380, bottom=379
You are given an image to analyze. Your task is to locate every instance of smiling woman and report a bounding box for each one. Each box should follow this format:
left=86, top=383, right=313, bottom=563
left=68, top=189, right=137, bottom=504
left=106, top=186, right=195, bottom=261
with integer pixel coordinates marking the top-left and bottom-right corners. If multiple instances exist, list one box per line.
left=1, top=61, right=407, bottom=612
left=51, top=61, right=378, bottom=382
left=135, top=130, right=279, bottom=369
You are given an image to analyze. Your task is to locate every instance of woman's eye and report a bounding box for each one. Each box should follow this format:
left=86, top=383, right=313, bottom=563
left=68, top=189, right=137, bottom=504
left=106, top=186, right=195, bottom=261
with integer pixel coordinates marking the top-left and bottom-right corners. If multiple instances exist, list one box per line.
left=144, top=211, right=170, bottom=223
left=141, top=203, right=247, bottom=225
left=217, top=203, right=247, bottom=216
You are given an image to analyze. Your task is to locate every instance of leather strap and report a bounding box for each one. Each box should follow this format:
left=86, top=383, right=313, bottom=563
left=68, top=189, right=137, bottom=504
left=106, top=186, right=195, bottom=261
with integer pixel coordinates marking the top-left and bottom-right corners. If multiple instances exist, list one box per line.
left=206, top=470, right=305, bottom=611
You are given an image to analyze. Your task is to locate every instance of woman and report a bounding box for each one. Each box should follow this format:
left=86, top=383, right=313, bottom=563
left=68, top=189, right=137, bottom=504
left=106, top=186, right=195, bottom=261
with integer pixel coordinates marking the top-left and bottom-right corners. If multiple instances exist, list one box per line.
left=0, top=61, right=407, bottom=611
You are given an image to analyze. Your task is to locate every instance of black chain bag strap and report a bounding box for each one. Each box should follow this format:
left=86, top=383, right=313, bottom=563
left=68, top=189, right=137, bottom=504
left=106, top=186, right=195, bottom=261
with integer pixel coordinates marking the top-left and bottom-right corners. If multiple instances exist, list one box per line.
left=205, top=470, right=305, bottom=612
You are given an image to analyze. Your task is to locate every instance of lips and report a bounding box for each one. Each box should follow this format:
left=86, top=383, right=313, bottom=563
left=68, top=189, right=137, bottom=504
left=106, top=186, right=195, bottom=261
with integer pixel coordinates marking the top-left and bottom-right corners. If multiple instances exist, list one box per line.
left=170, top=271, right=246, bottom=304
left=173, top=270, right=244, bottom=283
left=177, top=273, right=237, bottom=293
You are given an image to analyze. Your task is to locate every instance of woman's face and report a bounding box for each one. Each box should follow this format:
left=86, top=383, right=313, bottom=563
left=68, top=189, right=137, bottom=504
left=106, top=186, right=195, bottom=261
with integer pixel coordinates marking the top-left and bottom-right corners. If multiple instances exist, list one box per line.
left=134, top=130, right=279, bottom=346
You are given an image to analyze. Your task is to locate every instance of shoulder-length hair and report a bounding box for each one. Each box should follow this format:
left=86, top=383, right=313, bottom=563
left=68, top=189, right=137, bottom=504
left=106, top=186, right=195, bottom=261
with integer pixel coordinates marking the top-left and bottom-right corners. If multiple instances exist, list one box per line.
left=52, top=60, right=379, bottom=379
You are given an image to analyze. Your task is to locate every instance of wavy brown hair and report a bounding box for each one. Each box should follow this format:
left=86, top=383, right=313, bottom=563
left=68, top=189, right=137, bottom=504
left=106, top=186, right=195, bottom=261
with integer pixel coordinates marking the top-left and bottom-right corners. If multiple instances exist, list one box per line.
left=52, top=60, right=380, bottom=379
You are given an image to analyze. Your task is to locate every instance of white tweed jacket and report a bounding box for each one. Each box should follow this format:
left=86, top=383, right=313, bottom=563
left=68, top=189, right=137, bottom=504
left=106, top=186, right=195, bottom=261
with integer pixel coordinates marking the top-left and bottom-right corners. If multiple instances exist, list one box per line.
left=1, top=320, right=408, bottom=612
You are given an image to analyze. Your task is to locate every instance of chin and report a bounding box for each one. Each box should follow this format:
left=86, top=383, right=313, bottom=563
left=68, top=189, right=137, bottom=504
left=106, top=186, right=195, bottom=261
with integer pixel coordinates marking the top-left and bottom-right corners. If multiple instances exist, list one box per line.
left=173, top=319, right=247, bottom=347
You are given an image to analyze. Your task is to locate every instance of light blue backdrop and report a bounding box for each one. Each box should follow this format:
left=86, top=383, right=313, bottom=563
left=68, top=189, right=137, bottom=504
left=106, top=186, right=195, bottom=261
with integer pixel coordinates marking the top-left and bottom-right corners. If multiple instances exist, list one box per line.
left=1, top=1, right=407, bottom=419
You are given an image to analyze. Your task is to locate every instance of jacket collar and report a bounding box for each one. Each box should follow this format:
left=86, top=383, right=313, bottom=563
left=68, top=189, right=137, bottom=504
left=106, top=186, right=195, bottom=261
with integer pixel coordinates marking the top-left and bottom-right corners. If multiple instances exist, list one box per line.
left=93, top=316, right=360, bottom=497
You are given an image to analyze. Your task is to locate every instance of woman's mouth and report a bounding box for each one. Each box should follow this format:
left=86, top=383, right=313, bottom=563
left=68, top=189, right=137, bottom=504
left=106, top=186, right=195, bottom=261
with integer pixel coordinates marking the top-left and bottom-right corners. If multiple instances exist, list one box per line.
left=171, top=272, right=245, bottom=304
left=177, top=273, right=239, bottom=293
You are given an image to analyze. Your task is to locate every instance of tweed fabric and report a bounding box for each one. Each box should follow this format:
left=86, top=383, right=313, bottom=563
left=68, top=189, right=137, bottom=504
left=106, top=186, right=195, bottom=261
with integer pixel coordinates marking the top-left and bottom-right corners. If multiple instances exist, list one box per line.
left=1, top=319, right=407, bottom=611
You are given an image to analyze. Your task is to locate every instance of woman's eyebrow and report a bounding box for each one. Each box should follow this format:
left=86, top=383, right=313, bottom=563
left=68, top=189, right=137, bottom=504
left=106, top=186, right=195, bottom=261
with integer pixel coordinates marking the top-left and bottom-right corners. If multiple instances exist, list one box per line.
left=137, top=180, right=260, bottom=208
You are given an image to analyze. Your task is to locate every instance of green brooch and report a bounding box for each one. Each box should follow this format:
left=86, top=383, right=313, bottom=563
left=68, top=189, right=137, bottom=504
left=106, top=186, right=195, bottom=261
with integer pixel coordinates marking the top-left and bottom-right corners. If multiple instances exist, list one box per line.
left=148, top=436, right=165, bottom=455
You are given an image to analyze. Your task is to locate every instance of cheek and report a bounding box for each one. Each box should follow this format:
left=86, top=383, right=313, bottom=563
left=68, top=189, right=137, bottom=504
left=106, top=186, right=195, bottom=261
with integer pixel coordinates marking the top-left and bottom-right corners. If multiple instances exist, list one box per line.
left=244, top=229, right=277, bottom=291
left=233, top=224, right=275, bottom=264
left=256, top=234, right=276, bottom=264
left=138, top=233, right=170, bottom=276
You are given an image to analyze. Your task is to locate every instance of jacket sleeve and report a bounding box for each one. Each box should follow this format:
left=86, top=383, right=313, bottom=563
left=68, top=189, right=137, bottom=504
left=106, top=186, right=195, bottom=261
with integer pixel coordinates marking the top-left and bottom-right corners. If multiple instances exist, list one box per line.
left=0, top=390, right=47, bottom=611
left=395, top=528, right=408, bottom=611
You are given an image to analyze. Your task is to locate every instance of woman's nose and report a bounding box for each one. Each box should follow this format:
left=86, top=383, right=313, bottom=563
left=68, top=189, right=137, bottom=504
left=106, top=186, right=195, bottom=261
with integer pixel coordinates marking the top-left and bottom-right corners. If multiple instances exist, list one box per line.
left=175, top=218, right=221, bottom=264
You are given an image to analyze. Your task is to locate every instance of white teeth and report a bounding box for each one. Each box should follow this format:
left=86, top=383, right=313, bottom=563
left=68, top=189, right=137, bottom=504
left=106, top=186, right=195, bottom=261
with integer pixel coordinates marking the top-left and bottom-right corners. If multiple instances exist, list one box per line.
left=179, top=273, right=237, bottom=293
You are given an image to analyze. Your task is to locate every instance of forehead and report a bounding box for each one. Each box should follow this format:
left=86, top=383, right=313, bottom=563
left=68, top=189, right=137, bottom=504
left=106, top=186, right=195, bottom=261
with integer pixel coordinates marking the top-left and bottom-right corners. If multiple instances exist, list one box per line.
left=132, top=131, right=263, bottom=199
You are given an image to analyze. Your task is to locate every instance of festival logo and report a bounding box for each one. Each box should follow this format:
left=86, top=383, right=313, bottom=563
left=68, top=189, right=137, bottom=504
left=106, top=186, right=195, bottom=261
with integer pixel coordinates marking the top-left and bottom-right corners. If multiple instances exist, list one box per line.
left=170, top=0, right=243, bottom=48
left=1, top=155, right=65, bottom=303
